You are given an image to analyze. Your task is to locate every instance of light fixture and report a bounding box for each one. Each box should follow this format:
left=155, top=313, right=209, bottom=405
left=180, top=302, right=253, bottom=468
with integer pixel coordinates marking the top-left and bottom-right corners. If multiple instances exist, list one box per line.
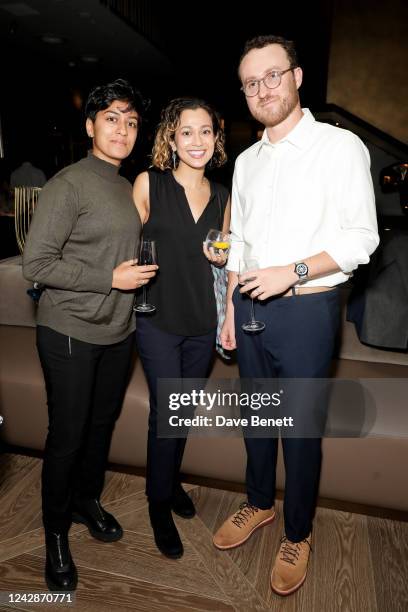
left=1, top=3, right=39, bottom=17
left=41, top=34, right=64, bottom=44
left=72, top=90, right=83, bottom=110
left=81, top=55, right=99, bottom=63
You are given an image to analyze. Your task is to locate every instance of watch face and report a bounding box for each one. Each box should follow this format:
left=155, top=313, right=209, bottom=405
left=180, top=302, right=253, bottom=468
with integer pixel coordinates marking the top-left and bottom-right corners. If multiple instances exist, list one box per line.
left=296, top=263, right=308, bottom=277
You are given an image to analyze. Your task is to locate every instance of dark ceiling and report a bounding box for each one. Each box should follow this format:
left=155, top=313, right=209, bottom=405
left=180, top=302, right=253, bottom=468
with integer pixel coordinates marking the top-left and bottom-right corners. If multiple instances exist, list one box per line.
left=0, top=0, right=334, bottom=173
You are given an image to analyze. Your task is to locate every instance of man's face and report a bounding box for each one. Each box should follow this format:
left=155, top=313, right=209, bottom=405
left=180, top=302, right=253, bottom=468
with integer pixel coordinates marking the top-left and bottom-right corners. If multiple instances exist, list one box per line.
left=86, top=100, right=139, bottom=165
left=239, top=44, right=302, bottom=128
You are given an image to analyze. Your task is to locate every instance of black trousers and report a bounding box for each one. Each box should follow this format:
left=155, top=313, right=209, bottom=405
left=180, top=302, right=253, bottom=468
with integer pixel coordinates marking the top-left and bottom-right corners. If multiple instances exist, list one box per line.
left=136, top=316, right=215, bottom=501
left=36, top=325, right=135, bottom=532
left=233, top=286, right=340, bottom=542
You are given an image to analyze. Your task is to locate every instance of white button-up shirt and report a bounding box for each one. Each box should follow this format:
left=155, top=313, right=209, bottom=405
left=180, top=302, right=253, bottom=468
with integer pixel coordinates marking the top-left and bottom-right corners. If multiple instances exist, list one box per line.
left=227, top=108, right=379, bottom=286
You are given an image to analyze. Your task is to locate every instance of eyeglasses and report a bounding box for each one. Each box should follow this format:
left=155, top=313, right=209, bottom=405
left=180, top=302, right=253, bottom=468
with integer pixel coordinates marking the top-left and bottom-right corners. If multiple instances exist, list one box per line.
left=241, top=67, right=295, bottom=97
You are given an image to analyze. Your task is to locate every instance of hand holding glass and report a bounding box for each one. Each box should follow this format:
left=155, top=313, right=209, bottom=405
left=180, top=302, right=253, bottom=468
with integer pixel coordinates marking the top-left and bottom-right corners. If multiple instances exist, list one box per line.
left=133, top=240, right=157, bottom=313
left=238, top=258, right=266, bottom=333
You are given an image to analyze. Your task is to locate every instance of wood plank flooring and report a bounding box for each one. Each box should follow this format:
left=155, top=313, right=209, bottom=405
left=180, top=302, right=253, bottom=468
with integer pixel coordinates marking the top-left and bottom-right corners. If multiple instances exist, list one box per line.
left=0, top=454, right=407, bottom=611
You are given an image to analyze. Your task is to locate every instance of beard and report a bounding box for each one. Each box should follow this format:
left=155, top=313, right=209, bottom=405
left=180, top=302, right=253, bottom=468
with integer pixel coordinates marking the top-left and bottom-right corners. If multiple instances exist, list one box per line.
left=251, top=82, right=299, bottom=128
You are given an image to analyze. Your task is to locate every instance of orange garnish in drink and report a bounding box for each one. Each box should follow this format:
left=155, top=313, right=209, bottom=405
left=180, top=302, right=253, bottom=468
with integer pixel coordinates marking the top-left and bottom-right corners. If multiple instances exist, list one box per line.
left=212, top=241, right=230, bottom=249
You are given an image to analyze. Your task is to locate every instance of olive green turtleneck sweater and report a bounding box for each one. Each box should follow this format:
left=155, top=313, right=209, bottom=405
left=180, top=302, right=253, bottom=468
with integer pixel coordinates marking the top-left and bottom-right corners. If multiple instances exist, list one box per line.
left=23, top=152, right=141, bottom=344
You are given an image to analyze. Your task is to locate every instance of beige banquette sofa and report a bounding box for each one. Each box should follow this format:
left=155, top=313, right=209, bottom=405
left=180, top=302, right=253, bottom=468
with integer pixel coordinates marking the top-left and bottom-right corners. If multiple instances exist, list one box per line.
left=1, top=256, right=407, bottom=512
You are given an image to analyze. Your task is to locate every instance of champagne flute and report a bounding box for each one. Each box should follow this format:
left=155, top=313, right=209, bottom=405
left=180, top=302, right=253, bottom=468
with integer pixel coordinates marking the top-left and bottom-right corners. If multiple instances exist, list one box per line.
left=205, top=229, right=230, bottom=256
left=239, top=258, right=266, bottom=332
left=133, top=239, right=157, bottom=313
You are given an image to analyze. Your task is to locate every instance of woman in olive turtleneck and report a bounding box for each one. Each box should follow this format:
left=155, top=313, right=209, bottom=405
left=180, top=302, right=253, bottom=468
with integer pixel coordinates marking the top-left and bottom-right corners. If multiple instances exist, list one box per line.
left=23, top=79, right=157, bottom=592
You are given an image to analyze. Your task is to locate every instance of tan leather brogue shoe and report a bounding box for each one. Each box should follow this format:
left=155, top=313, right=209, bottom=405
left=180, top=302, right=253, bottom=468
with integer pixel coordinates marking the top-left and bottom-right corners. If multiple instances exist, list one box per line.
left=271, top=534, right=312, bottom=596
left=213, top=501, right=275, bottom=550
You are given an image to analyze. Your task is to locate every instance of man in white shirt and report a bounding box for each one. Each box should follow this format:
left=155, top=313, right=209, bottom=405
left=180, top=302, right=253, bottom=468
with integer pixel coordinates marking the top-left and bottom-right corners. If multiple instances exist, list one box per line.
left=213, top=35, right=379, bottom=596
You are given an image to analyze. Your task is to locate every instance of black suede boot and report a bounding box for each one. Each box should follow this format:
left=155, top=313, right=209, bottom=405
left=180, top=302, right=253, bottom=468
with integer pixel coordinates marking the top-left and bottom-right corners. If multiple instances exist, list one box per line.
left=148, top=499, right=183, bottom=559
left=171, top=484, right=196, bottom=519
left=45, top=531, right=78, bottom=591
left=72, top=499, right=123, bottom=542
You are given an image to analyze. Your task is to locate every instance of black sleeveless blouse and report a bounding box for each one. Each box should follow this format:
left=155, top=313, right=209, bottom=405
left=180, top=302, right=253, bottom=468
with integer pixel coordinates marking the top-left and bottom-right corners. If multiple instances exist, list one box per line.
left=140, top=169, right=229, bottom=336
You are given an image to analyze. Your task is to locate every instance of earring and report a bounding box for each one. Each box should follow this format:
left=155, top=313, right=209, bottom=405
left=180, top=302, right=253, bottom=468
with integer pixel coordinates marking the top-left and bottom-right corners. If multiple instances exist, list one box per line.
left=172, top=150, right=177, bottom=169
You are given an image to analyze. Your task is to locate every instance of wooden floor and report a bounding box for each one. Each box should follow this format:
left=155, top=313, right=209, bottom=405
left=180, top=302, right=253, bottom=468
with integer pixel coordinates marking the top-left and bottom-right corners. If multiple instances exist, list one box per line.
left=0, top=454, right=407, bottom=612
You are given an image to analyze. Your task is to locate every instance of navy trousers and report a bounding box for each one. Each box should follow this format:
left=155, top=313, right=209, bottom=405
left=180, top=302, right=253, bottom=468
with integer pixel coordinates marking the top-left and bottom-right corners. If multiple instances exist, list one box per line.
left=233, top=286, right=340, bottom=542
left=136, top=316, right=216, bottom=501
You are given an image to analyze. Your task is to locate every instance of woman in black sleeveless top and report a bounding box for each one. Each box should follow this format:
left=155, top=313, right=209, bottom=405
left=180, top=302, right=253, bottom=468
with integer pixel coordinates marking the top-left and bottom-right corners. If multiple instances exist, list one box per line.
left=133, top=98, right=230, bottom=559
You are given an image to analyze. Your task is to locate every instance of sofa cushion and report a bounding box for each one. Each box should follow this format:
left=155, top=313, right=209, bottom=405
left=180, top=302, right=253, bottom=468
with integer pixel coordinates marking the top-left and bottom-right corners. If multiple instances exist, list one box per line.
left=1, top=258, right=407, bottom=365
left=0, top=257, right=36, bottom=327
left=1, top=325, right=408, bottom=510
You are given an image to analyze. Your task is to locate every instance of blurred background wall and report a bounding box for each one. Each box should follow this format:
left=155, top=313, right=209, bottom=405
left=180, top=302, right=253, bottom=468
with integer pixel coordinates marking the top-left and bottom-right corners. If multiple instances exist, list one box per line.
left=328, top=0, right=408, bottom=143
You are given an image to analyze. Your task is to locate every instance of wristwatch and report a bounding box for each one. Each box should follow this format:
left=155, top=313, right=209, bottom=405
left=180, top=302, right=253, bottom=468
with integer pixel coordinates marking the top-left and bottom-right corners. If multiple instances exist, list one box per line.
left=294, top=262, right=309, bottom=283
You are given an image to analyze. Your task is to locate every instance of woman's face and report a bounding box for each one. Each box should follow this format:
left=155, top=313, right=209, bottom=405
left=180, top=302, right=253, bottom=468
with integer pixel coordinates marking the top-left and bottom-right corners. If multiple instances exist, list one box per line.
left=172, top=108, right=216, bottom=170
left=86, top=100, right=138, bottom=166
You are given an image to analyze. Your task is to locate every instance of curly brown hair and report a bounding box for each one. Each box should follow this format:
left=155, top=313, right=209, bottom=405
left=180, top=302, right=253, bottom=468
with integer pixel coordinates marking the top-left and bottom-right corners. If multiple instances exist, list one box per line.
left=151, top=97, right=227, bottom=170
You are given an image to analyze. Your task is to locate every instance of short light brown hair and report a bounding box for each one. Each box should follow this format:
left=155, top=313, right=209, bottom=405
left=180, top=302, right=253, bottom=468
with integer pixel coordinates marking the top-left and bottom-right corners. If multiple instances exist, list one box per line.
left=239, top=35, right=298, bottom=73
left=151, top=97, right=227, bottom=171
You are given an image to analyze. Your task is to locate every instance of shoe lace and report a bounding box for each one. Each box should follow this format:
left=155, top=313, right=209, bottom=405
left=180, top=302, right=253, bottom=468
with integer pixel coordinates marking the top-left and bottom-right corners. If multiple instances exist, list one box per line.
left=279, top=535, right=312, bottom=566
left=231, top=502, right=259, bottom=528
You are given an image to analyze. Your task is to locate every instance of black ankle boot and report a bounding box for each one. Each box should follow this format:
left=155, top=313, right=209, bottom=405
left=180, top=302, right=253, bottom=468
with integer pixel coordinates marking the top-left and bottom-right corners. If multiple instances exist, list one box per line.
left=72, top=499, right=123, bottom=542
left=45, top=531, right=78, bottom=591
left=171, top=484, right=196, bottom=519
left=148, top=500, right=183, bottom=559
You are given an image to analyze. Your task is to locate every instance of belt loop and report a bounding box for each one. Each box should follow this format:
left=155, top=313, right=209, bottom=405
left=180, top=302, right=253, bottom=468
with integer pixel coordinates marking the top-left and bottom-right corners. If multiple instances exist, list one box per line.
left=291, top=286, right=297, bottom=296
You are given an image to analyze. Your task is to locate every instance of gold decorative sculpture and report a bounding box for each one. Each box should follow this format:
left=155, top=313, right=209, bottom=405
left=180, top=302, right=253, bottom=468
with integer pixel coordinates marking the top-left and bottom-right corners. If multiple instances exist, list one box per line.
left=14, top=187, right=41, bottom=253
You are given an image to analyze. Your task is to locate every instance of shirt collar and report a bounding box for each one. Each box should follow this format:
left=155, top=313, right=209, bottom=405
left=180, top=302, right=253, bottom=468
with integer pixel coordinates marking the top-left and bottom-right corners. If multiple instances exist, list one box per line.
left=256, top=108, right=315, bottom=155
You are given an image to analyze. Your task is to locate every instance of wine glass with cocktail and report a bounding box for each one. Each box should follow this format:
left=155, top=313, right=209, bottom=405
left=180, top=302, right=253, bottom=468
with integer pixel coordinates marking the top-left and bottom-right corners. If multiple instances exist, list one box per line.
left=205, top=229, right=230, bottom=256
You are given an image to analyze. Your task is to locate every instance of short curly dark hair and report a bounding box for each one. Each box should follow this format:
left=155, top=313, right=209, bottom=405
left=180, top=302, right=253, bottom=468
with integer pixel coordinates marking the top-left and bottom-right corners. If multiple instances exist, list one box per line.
left=239, top=35, right=298, bottom=73
left=151, top=97, right=227, bottom=171
left=85, top=78, right=148, bottom=123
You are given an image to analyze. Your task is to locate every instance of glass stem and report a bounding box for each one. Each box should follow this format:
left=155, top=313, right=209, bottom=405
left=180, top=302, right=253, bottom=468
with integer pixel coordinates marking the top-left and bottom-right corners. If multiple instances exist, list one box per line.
left=142, top=285, right=147, bottom=305
left=250, top=298, right=255, bottom=323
